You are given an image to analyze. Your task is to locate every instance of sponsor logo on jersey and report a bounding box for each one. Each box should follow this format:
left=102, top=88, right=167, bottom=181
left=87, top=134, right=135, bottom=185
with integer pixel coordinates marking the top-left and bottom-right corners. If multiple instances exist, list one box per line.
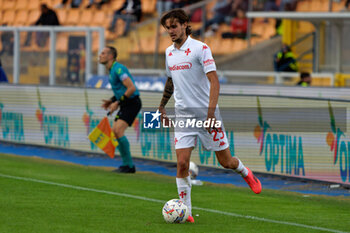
left=204, top=59, right=215, bottom=66
left=168, top=62, right=192, bottom=71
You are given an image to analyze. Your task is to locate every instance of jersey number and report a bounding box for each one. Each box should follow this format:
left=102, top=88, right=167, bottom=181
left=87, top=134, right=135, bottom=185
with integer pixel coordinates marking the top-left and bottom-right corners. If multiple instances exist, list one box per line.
left=210, top=128, right=224, bottom=141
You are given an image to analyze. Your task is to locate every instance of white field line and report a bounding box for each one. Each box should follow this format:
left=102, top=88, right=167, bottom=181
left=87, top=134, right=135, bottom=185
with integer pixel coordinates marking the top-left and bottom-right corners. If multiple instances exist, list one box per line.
left=0, top=173, right=348, bottom=233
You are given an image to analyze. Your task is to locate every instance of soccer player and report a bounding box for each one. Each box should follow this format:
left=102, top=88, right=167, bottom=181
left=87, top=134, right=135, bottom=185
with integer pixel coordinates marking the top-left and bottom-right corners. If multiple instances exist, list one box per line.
left=99, top=46, right=142, bottom=173
left=158, top=9, right=262, bottom=223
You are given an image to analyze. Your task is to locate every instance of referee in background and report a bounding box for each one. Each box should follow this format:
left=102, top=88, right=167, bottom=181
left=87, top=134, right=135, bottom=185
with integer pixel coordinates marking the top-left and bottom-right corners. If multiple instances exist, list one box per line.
left=99, top=46, right=142, bottom=173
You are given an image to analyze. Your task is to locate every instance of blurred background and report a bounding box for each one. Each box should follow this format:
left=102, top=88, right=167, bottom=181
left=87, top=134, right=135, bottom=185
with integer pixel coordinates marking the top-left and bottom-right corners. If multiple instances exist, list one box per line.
left=1, top=0, right=349, bottom=88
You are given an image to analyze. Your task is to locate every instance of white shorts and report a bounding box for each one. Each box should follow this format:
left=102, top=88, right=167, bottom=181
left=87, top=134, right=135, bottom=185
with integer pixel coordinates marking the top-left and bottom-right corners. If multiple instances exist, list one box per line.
left=174, top=127, right=229, bottom=151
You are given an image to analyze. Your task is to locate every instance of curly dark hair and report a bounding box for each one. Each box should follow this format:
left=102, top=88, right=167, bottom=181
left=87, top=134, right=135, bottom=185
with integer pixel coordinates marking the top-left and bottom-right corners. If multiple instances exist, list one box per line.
left=160, top=9, right=192, bottom=36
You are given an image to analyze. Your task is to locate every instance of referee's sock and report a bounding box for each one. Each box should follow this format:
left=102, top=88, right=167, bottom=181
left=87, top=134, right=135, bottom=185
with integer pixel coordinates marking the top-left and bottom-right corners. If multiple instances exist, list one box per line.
left=117, top=136, right=134, bottom=168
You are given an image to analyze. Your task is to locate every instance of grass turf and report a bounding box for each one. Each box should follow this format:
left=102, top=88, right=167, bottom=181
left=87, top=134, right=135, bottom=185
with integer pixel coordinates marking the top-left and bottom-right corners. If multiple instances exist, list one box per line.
left=0, top=153, right=349, bottom=233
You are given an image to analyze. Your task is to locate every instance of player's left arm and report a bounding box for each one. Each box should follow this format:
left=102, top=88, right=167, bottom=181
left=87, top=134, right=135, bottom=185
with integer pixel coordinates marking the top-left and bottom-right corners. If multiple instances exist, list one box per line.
left=206, top=71, right=220, bottom=121
left=200, top=44, right=220, bottom=125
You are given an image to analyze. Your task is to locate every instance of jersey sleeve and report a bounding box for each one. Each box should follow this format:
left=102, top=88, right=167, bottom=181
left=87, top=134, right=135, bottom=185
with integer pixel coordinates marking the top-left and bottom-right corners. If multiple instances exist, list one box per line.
left=165, top=52, right=172, bottom=78
left=115, top=66, right=130, bottom=82
left=199, top=44, right=216, bottom=74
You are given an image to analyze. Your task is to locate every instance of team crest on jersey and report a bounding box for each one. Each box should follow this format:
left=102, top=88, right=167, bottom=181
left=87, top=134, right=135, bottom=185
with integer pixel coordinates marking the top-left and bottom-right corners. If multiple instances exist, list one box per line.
left=169, top=52, right=173, bottom=56
left=185, top=48, right=191, bottom=56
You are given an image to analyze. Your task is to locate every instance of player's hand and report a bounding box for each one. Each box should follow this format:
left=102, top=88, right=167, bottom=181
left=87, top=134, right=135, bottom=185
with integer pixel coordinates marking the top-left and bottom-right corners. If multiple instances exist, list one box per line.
left=108, top=101, right=119, bottom=114
left=101, top=99, right=112, bottom=110
left=159, top=106, right=170, bottom=127
left=206, top=112, right=218, bottom=133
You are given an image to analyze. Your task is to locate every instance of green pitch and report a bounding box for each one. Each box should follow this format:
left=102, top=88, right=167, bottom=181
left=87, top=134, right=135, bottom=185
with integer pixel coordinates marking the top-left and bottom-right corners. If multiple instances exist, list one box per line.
left=0, top=153, right=349, bottom=233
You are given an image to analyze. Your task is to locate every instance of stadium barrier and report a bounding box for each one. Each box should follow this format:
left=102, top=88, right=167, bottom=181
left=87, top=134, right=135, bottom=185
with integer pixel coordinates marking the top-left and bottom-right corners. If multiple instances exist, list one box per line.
left=96, top=70, right=333, bottom=87
left=1, top=85, right=350, bottom=185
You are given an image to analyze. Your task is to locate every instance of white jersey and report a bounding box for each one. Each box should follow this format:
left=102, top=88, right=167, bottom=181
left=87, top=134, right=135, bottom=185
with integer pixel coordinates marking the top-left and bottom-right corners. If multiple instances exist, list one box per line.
left=165, top=37, right=228, bottom=151
left=165, top=36, right=216, bottom=110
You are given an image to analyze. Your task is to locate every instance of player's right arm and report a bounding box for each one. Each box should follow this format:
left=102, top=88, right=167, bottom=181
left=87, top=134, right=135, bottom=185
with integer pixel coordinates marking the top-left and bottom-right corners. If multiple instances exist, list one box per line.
left=159, top=77, right=173, bottom=125
left=159, top=49, right=173, bottom=124
left=159, top=77, right=173, bottom=108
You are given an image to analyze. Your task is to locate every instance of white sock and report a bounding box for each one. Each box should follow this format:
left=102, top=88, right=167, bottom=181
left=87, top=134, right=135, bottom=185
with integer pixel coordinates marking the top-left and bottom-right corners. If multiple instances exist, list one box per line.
left=176, top=176, right=192, bottom=216
left=234, top=158, right=249, bottom=177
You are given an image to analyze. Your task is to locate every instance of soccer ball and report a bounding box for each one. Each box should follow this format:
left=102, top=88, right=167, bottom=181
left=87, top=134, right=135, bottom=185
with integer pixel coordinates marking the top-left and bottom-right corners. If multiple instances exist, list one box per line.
left=162, top=199, right=189, bottom=223
left=189, top=161, right=199, bottom=179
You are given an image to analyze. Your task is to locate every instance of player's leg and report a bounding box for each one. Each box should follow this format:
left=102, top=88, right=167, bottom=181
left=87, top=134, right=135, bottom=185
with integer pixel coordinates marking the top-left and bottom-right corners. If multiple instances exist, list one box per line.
left=176, top=147, right=192, bottom=178
left=112, top=118, right=135, bottom=172
left=199, top=127, right=262, bottom=194
left=215, top=148, right=262, bottom=194
left=176, top=147, right=194, bottom=222
left=214, top=148, right=247, bottom=174
left=174, top=133, right=196, bottom=222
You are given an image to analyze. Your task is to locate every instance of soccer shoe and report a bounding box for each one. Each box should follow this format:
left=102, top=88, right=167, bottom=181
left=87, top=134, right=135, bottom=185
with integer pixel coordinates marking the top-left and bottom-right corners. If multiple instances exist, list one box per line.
left=113, top=165, right=136, bottom=173
left=113, top=165, right=127, bottom=173
left=186, top=215, right=195, bottom=223
left=243, top=168, right=262, bottom=194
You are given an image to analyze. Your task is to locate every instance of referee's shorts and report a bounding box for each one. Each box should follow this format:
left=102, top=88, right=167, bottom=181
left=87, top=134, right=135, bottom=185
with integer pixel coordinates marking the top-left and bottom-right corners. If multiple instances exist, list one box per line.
left=115, top=96, right=142, bottom=126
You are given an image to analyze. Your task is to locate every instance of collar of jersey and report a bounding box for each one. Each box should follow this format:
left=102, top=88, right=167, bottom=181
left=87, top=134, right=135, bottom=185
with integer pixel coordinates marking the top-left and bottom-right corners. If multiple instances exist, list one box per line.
left=109, top=61, right=117, bottom=71
left=170, top=36, right=192, bottom=51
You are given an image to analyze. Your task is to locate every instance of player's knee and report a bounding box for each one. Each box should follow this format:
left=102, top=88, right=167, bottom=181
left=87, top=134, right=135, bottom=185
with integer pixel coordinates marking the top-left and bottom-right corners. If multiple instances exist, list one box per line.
left=177, top=160, right=189, bottom=172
